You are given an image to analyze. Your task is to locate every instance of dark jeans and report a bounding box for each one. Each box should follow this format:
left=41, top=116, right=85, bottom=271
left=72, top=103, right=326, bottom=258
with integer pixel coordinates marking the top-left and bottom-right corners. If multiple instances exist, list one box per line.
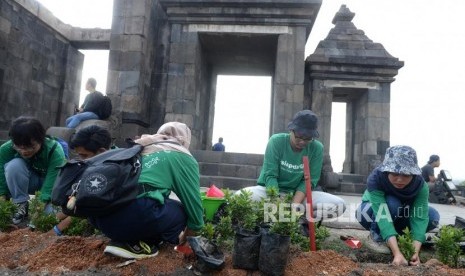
left=355, top=195, right=440, bottom=240
left=89, top=197, right=187, bottom=245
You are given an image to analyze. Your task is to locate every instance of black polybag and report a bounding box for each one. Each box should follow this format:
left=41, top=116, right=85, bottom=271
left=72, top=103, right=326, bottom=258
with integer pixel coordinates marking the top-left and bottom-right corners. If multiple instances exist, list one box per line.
left=258, top=228, right=291, bottom=276
left=187, top=236, right=225, bottom=272
left=232, top=228, right=261, bottom=270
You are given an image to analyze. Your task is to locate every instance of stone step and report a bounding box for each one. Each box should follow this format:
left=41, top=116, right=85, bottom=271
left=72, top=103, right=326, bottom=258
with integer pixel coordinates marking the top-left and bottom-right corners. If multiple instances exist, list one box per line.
left=198, top=162, right=261, bottom=179
left=192, top=150, right=368, bottom=195
left=339, top=181, right=367, bottom=194
left=322, top=172, right=366, bottom=189
left=199, top=175, right=257, bottom=191
left=339, top=173, right=366, bottom=183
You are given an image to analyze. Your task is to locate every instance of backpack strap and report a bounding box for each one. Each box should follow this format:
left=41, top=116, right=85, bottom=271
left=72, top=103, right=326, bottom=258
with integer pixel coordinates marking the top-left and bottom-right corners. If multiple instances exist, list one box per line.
left=148, top=140, right=181, bottom=146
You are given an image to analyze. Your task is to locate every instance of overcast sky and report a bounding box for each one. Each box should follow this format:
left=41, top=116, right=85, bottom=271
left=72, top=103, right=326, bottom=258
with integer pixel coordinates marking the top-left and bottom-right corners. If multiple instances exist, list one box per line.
left=37, top=0, right=465, bottom=181
left=305, top=0, right=465, bottom=182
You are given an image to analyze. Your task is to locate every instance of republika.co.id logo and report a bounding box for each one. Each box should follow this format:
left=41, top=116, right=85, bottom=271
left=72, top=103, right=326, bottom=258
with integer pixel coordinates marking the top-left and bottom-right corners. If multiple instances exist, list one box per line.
left=83, top=173, right=107, bottom=194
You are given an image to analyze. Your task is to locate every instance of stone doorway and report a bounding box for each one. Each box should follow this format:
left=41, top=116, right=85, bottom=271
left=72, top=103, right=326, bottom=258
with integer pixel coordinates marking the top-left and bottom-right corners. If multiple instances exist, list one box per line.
left=156, top=0, right=321, bottom=150
left=200, top=33, right=277, bottom=151
left=330, top=102, right=346, bottom=173
left=212, top=75, right=272, bottom=153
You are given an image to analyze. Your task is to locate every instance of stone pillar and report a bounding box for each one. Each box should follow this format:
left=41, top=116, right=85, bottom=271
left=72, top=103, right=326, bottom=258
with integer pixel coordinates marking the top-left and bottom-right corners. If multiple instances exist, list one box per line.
left=343, top=101, right=354, bottom=173
left=271, top=27, right=306, bottom=134
left=107, top=0, right=157, bottom=143
left=206, top=73, right=219, bottom=150
left=351, top=86, right=390, bottom=176
left=364, top=85, right=390, bottom=174
left=60, top=47, right=84, bottom=126
left=164, top=26, right=206, bottom=149
left=310, top=80, right=333, bottom=156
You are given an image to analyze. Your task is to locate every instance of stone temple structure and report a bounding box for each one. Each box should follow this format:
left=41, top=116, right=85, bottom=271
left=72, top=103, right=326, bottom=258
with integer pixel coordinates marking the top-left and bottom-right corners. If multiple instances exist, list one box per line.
left=307, top=5, right=404, bottom=176
left=0, top=0, right=403, bottom=188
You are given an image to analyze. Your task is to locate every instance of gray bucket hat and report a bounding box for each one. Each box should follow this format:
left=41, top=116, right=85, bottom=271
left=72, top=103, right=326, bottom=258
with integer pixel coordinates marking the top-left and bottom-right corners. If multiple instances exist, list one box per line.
left=287, top=110, right=320, bottom=138
left=379, top=145, right=422, bottom=175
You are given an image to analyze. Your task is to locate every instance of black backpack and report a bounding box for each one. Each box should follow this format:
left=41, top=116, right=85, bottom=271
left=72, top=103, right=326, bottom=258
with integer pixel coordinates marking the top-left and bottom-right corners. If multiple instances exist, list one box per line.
left=95, top=95, right=112, bottom=120
left=51, top=145, right=143, bottom=217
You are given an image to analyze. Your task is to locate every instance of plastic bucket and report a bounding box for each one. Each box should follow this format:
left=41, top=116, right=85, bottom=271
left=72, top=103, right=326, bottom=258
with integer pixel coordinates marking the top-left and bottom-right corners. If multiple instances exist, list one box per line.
left=201, top=193, right=226, bottom=221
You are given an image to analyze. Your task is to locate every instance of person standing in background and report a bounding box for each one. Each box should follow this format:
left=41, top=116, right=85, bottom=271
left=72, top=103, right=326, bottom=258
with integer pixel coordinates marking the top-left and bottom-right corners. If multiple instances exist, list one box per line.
left=212, top=137, right=225, bottom=152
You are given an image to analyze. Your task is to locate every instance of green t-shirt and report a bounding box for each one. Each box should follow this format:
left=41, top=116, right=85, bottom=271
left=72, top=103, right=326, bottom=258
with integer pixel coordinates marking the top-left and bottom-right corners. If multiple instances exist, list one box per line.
left=361, top=182, right=430, bottom=242
left=0, top=138, right=66, bottom=202
left=257, top=133, right=324, bottom=194
left=137, top=150, right=204, bottom=231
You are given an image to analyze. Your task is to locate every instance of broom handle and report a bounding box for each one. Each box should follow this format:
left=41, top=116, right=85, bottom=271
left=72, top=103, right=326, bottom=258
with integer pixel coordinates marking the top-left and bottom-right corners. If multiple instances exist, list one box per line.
left=303, top=156, right=317, bottom=251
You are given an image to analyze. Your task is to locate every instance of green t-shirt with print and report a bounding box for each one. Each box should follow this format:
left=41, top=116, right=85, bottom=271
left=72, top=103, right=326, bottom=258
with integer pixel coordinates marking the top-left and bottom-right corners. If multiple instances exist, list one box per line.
left=137, top=150, right=204, bottom=231
left=257, top=133, right=323, bottom=195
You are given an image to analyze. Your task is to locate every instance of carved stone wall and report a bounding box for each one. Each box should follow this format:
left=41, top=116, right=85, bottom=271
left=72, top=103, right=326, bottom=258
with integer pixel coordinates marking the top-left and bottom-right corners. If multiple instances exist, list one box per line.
left=0, top=0, right=83, bottom=138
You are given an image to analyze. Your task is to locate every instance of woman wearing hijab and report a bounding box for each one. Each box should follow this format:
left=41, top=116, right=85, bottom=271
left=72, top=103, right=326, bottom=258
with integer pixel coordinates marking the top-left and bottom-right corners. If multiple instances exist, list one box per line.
left=355, top=145, right=440, bottom=266
left=90, top=122, right=204, bottom=259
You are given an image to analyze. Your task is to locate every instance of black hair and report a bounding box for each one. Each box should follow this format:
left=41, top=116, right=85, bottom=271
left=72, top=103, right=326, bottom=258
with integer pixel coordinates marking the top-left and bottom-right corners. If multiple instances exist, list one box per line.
left=219, top=137, right=223, bottom=142
left=9, top=116, right=46, bottom=146
left=87, top=78, right=97, bottom=89
left=69, top=125, right=111, bottom=153
left=428, top=154, right=440, bottom=164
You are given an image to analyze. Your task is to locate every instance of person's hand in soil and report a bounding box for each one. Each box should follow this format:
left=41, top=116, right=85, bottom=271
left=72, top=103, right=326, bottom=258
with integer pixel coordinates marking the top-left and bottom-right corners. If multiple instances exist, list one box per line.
left=49, top=212, right=72, bottom=236
left=409, top=240, right=423, bottom=266
left=387, top=236, right=408, bottom=266
left=392, top=253, right=408, bottom=266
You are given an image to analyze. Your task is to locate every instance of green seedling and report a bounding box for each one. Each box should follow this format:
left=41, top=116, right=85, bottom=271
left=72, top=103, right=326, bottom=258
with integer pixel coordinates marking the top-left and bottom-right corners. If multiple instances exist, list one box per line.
left=434, top=225, right=464, bottom=268
left=200, top=222, right=216, bottom=242
left=63, top=217, right=95, bottom=236
left=0, top=200, right=16, bottom=231
left=227, top=190, right=259, bottom=231
left=29, top=192, right=58, bottom=232
left=215, top=215, right=234, bottom=246
left=398, top=227, right=415, bottom=262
